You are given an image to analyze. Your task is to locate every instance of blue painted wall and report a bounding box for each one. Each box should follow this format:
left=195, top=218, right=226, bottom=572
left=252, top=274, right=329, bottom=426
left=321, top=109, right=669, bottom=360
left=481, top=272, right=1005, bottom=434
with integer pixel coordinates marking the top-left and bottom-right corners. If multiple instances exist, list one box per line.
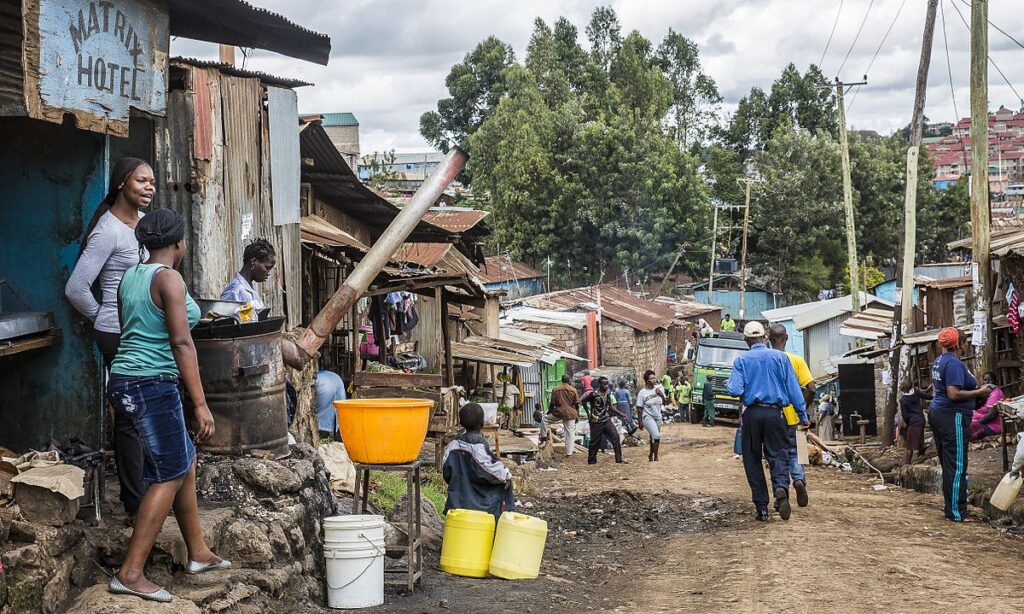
left=0, top=117, right=107, bottom=451
left=484, top=278, right=544, bottom=301
left=693, top=289, right=781, bottom=322
left=871, top=279, right=920, bottom=305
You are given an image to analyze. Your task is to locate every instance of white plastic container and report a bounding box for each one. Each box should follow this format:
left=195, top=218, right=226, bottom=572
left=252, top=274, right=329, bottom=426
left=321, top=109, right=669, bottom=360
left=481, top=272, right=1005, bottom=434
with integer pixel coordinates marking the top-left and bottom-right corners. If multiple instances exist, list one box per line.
left=478, top=403, right=499, bottom=426
left=990, top=472, right=1024, bottom=511
left=323, top=515, right=386, bottom=609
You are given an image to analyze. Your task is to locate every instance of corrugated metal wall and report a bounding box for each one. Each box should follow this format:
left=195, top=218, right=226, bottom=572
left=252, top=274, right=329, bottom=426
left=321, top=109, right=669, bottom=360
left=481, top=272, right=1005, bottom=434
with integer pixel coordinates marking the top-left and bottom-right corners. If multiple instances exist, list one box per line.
left=406, top=292, right=441, bottom=373
left=158, top=66, right=301, bottom=327
left=694, top=289, right=781, bottom=321
left=0, top=117, right=106, bottom=450
left=804, top=314, right=858, bottom=377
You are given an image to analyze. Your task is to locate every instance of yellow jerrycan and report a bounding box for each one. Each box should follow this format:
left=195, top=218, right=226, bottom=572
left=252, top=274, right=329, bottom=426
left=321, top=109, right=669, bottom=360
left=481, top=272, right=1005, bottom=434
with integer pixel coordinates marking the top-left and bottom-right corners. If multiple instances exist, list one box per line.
left=440, top=509, right=495, bottom=578
left=488, top=512, right=548, bottom=580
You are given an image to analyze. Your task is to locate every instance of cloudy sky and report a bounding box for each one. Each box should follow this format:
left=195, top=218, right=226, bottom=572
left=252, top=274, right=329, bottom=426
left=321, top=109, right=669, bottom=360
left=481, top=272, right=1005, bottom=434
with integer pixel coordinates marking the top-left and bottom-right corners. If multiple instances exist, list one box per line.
left=173, top=0, right=1024, bottom=154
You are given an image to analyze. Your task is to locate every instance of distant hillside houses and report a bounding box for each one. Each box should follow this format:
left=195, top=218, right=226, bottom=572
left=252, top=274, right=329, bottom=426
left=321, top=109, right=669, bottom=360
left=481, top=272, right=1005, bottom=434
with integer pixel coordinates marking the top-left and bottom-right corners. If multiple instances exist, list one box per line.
left=925, top=105, right=1024, bottom=195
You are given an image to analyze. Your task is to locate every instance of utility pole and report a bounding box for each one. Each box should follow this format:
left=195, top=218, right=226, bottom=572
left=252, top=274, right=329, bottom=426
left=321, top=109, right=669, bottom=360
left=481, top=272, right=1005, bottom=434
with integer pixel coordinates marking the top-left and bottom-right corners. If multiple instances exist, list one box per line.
left=737, top=175, right=762, bottom=320
left=707, top=203, right=719, bottom=300
left=882, top=0, right=939, bottom=448
left=835, top=77, right=867, bottom=312
left=655, top=246, right=686, bottom=297
left=971, top=0, right=993, bottom=374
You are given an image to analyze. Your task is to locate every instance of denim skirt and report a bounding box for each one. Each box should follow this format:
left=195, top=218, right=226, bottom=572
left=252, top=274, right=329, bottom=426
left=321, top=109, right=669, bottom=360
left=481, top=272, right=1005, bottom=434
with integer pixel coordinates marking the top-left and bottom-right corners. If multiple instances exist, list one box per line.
left=107, top=374, right=196, bottom=483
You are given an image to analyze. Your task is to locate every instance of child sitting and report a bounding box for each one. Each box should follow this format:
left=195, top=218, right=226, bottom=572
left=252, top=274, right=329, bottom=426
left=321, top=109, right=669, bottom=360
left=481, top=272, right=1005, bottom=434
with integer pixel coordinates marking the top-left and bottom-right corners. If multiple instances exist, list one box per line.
left=442, top=403, right=516, bottom=521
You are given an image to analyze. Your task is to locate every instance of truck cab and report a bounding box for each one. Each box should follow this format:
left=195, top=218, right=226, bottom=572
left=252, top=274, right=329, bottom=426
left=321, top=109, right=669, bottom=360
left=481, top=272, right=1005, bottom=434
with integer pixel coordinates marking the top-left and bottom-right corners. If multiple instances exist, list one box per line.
left=689, top=332, right=750, bottom=423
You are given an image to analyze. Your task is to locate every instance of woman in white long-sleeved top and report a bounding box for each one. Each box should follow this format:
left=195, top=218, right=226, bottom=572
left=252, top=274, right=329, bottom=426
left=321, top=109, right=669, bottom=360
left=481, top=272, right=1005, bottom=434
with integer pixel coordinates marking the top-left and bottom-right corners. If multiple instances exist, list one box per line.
left=65, top=156, right=154, bottom=520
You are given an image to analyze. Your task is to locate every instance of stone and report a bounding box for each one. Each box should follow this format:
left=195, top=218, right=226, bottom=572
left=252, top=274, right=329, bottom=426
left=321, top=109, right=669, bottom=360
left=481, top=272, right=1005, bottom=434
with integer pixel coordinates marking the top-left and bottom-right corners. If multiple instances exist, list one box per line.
left=218, top=519, right=274, bottom=569
left=388, top=493, right=445, bottom=552
left=208, top=583, right=260, bottom=612
left=41, top=557, right=73, bottom=614
left=14, top=482, right=79, bottom=526
left=266, top=522, right=290, bottom=561
left=284, top=459, right=315, bottom=488
left=196, top=462, right=259, bottom=506
left=67, top=584, right=202, bottom=613
left=233, top=459, right=301, bottom=497
left=0, top=506, right=16, bottom=542
left=9, top=518, right=36, bottom=543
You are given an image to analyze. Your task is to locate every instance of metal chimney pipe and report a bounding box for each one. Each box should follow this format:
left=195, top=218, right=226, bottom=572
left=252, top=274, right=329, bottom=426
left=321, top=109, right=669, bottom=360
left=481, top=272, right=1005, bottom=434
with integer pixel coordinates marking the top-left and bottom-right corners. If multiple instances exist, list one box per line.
left=282, top=147, right=468, bottom=369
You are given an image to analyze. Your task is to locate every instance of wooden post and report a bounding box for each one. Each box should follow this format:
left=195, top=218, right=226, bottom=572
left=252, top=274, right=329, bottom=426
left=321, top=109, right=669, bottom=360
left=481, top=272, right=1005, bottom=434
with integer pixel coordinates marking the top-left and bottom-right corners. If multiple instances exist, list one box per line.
left=970, top=0, right=993, bottom=375
left=736, top=176, right=761, bottom=320
left=836, top=80, right=861, bottom=313
left=707, top=203, right=719, bottom=297
left=440, top=291, right=454, bottom=387
left=884, top=0, right=938, bottom=448
left=218, top=45, right=235, bottom=66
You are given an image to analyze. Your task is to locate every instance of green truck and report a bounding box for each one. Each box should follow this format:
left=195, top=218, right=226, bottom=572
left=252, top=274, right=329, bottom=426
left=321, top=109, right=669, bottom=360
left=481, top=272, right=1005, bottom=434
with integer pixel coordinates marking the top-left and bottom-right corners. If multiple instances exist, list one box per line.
left=688, top=332, right=750, bottom=423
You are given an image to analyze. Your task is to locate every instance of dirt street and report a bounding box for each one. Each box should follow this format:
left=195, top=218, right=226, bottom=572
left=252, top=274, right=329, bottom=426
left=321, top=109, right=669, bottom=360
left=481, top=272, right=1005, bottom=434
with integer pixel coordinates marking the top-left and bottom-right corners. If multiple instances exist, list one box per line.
left=379, top=423, right=1024, bottom=614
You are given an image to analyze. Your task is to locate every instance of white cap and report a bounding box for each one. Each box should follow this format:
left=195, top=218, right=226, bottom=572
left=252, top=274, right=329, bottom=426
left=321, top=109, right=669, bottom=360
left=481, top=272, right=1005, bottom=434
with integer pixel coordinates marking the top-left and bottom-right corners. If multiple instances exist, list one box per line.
left=743, top=321, right=766, bottom=338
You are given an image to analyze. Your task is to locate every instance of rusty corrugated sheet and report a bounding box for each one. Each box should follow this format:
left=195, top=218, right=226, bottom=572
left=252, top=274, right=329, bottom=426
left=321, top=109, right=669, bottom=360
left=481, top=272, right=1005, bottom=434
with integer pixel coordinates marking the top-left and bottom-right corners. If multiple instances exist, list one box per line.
left=174, top=57, right=312, bottom=89
left=422, top=209, right=490, bottom=233
left=192, top=68, right=213, bottom=161
left=478, top=255, right=544, bottom=284
left=301, top=215, right=369, bottom=252
left=393, top=243, right=452, bottom=268
left=917, top=275, right=972, bottom=290
left=524, top=285, right=676, bottom=333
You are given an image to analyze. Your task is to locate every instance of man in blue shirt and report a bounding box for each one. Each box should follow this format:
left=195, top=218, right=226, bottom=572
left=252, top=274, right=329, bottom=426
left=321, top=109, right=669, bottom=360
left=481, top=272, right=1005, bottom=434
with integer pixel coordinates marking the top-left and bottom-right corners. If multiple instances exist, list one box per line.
left=727, top=321, right=808, bottom=521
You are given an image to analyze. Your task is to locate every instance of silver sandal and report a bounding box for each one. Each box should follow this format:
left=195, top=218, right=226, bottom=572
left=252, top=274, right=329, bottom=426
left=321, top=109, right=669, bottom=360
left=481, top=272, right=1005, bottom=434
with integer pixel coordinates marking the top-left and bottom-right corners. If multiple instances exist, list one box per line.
left=185, top=558, right=232, bottom=574
left=108, top=576, right=173, bottom=603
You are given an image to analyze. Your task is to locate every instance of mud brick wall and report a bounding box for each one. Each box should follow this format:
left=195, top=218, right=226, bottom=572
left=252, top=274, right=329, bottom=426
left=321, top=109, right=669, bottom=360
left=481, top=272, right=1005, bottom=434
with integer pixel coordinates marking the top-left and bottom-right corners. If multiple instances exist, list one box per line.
left=601, top=320, right=667, bottom=378
left=515, top=322, right=586, bottom=357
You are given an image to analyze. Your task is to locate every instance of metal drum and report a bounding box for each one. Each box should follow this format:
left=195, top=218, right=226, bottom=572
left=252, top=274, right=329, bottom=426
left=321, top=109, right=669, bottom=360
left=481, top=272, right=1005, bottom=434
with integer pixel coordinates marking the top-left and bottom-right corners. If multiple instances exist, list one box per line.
left=188, top=317, right=289, bottom=457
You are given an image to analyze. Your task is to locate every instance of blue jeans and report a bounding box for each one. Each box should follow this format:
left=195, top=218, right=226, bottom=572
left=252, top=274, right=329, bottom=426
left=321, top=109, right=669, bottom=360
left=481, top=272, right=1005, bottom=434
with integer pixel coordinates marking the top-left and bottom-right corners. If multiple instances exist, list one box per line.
left=107, top=374, right=196, bottom=484
left=787, top=425, right=806, bottom=484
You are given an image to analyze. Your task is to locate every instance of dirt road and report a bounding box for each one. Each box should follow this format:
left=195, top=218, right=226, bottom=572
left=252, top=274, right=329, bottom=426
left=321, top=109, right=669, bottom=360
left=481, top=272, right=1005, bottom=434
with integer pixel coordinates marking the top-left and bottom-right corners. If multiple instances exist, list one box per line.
left=381, top=423, right=1024, bottom=613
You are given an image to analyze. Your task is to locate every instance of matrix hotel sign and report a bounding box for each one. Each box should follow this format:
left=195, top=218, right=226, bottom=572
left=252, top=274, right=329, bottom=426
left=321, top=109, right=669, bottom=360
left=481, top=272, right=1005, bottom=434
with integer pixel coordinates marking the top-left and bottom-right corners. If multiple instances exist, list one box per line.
left=24, top=0, right=168, bottom=135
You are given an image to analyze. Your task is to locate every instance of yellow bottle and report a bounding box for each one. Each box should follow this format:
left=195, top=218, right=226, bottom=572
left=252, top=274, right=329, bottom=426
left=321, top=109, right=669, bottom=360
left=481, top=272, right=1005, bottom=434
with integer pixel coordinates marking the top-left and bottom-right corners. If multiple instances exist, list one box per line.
left=440, top=509, right=495, bottom=578
left=488, top=511, right=548, bottom=580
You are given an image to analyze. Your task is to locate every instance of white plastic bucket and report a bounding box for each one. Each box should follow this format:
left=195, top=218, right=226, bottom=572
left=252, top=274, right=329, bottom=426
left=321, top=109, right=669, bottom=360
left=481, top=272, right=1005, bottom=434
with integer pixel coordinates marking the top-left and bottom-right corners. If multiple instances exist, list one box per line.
left=323, top=515, right=386, bottom=609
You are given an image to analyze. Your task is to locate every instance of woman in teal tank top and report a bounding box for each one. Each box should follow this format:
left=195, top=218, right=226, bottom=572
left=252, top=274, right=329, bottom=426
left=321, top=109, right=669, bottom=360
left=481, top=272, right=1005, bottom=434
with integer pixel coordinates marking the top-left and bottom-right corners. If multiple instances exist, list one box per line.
left=106, top=209, right=229, bottom=603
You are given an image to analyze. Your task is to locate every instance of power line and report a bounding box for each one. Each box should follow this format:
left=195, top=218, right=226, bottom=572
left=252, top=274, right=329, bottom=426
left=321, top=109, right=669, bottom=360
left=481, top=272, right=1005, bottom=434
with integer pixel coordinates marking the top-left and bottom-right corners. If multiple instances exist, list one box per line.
left=955, top=0, right=1024, bottom=53
left=947, top=0, right=1024, bottom=108
left=940, top=0, right=969, bottom=173
left=819, top=0, right=845, bottom=69
left=846, top=0, right=906, bottom=113
left=837, top=0, right=876, bottom=78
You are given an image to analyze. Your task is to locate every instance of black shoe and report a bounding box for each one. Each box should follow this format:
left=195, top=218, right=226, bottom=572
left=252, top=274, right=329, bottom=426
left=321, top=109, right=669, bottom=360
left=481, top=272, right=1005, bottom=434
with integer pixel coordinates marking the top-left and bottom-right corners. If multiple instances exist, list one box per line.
left=756, top=508, right=770, bottom=522
left=794, top=480, right=808, bottom=508
left=616, top=459, right=630, bottom=464
left=774, top=487, right=791, bottom=520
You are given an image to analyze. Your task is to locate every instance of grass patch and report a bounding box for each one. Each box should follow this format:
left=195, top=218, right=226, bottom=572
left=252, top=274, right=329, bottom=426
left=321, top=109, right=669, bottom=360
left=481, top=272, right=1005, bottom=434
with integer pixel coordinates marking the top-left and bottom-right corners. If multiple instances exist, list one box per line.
left=368, top=469, right=447, bottom=516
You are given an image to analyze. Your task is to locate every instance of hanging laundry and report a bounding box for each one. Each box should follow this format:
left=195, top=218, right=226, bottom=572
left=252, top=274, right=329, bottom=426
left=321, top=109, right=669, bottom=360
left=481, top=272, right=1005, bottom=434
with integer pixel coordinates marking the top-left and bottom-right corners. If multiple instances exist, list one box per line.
left=1007, top=283, right=1020, bottom=334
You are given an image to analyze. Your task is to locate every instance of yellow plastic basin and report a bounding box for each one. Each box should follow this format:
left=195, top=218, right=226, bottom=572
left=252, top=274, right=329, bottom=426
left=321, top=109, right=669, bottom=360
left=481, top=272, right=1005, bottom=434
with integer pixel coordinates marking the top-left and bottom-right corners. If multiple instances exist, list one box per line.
left=440, top=509, right=496, bottom=578
left=334, top=398, right=434, bottom=464
left=488, top=511, right=548, bottom=580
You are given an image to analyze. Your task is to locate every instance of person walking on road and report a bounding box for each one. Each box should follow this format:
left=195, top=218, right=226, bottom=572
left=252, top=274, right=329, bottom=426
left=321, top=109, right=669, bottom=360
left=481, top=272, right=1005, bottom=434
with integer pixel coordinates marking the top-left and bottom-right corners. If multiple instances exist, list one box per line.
left=636, top=370, right=667, bottom=461
left=930, top=327, right=994, bottom=522
left=727, top=322, right=808, bottom=521
left=613, top=380, right=638, bottom=434
left=768, top=324, right=815, bottom=508
left=549, top=374, right=581, bottom=456
left=581, top=377, right=628, bottom=465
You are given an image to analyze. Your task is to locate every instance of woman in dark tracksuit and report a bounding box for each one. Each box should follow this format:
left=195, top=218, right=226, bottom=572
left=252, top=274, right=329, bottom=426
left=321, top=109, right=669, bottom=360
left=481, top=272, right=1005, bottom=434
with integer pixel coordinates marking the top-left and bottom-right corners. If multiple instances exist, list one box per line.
left=929, top=327, right=994, bottom=522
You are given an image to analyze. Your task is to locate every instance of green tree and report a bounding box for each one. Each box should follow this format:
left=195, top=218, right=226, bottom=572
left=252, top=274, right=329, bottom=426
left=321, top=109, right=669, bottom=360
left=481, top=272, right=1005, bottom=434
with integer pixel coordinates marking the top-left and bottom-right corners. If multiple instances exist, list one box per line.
left=918, top=175, right=970, bottom=262
left=656, top=29, right=722, bottom=151
left=419, top=36, right=515, bottom=153
left=585, top=6, right=621, bottom=74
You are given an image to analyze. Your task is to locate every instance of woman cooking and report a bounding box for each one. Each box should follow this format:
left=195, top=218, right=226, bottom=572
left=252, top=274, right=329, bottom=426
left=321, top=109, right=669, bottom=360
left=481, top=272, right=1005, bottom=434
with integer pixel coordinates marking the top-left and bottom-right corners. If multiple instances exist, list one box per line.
left=220, top=239, right=276, bottom=311
left=65, top=156, right=153, bottom=521
left=929, top=327, right=995, bottom=522
left=106, top=208, right=228, bottom=602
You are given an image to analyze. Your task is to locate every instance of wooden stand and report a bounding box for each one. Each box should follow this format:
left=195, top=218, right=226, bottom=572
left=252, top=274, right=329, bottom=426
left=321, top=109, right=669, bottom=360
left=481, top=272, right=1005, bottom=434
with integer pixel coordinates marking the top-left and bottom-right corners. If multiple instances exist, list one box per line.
left=351, top=461, right=423, bottom=591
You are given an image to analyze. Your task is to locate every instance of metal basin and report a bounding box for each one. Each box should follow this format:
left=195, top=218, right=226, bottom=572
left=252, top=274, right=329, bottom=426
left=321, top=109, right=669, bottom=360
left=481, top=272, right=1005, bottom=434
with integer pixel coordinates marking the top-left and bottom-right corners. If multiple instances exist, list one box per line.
left=187, top=321, right=289, bottom=457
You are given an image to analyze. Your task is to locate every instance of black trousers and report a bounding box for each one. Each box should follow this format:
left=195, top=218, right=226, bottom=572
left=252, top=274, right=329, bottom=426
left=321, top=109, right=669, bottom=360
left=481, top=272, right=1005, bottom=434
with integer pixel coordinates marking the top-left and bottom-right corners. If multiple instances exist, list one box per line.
left=96, top=331, right=147, bottom=515
left=741, top=405, right=790, bottom=509
left=930, top=409, right=970, bottom=521
left=588, top=419, right=623, bottom=464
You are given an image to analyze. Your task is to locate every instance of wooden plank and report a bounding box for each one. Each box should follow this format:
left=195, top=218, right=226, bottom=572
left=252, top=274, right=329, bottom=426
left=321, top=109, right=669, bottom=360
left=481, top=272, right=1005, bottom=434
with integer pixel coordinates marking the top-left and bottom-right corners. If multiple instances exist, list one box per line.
left=191, top=67, right=230, bottom=300
left=353, top=372, right=443, bottom=388
left=795, top=429, right=809, bottom=465
left=354, top=387, right=441, bottom=402
left=0, top=329, right=60, bottom=357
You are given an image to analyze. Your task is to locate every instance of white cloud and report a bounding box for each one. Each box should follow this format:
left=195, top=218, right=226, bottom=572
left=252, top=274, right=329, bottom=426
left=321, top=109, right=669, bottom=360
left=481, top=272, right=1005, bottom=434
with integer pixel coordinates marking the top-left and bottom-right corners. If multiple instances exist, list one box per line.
left=171, top=0, right=1024, bottom=152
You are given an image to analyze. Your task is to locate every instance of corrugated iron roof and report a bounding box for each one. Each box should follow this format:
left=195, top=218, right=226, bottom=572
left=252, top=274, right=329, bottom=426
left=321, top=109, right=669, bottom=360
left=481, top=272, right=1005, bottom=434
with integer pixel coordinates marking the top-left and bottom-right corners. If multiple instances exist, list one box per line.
left=171, top=58, right=311, bottom=88
left=319, top=112, right=359, bottom=127
left=393, top=243, right=453, bottom=268
left=451, top=341, right=536, bottom=367
left=652, top=296, right=722, bottom=319
left=300, top=215, right=368, bottom=252
left=917, top=275, right=972, bottom=290
left=478, top=256, right=544, bottom=284
left=169, top=0, right=331, bottom=65
left=422, top=208, right=490, bottom=233
left=523, top=285, right=676, bottom=333
left=838, top=307, right=895, bottom=340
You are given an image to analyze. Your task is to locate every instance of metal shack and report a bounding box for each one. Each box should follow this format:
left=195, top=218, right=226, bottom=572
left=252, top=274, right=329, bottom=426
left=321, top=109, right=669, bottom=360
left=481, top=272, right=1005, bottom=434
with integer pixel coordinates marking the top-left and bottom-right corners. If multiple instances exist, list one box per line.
left=0, top=0, right=329, bottom=451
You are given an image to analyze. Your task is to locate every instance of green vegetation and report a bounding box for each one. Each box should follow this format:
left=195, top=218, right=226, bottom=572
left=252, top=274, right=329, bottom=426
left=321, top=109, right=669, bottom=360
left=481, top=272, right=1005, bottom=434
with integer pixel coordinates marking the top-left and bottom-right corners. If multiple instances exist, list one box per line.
left=368, top=469, right=447, bottom=517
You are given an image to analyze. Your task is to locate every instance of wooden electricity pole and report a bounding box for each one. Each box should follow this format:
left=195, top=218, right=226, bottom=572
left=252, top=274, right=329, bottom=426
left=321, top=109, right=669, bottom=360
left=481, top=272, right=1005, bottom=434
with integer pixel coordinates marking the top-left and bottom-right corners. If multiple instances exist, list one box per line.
left=835, top=78, right=867, bottom=312
left=884, top=0, right=939, bottom=448
left=707, top=204, right=719, bottom=298
left=737, top=176, right=762, bottom=320
left=971, top=0, right=993, bottom=374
